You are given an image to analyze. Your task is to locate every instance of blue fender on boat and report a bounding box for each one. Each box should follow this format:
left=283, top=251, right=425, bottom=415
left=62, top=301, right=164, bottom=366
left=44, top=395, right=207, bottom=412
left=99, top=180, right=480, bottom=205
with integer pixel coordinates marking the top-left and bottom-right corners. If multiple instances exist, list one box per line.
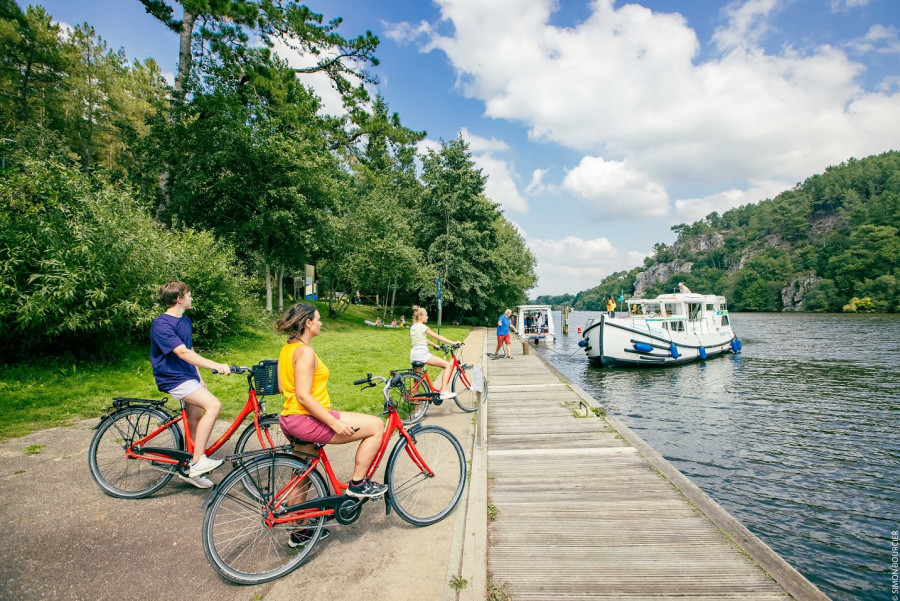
left=633, top=342, right=653, bottom=353
left=669, top=343, right=679, bottom=358
left=730, top=338, right=742, bottom=352
left=699, top=347, right=707, bottom=360
left=578, top=339, right=587, bottom=347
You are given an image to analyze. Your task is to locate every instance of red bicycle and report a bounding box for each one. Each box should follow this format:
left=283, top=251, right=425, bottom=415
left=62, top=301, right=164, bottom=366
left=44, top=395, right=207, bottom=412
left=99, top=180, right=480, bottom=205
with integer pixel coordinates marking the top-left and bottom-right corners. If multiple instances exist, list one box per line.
left=394, top=342, right=488, bottom=425
left=200, top=372, right=467, bottom=584
left=87, top=361, right=287, bottom=499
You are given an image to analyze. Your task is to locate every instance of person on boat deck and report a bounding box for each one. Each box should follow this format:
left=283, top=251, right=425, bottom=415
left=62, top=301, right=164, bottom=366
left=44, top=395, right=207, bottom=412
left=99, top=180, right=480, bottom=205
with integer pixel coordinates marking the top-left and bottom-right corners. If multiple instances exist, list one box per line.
left=494, top=309, right=517, bottom=359
left=678, top=282, right=691, bottom=294
left=605, top=295, right=616, bottom=317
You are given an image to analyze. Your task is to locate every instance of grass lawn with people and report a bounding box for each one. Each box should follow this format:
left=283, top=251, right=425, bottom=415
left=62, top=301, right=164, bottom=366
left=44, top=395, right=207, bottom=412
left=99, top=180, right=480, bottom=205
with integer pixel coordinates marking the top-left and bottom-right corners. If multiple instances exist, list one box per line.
left=0, top=302, right=473, bottom=442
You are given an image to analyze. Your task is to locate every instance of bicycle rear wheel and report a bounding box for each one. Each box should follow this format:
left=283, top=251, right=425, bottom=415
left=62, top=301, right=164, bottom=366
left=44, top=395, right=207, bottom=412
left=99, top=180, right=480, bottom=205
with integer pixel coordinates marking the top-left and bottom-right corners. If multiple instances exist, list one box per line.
left=202, top=454, right=329, bottom=585
left=385, top=425, right=465, bottom=526
left=88, top=407, right=181, bottom=499
left=451, top=365, right=487, bottom=412
left=394, top=372, right=430, bottom=425
left=234, top=414, right=290, bottom=455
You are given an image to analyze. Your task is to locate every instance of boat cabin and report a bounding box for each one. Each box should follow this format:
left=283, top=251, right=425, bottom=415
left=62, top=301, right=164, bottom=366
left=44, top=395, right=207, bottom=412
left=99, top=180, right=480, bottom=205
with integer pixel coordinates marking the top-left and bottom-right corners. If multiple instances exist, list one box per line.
left=514, top=305, right=555, bottom=343
left=627, top=294, right=731, bottom=329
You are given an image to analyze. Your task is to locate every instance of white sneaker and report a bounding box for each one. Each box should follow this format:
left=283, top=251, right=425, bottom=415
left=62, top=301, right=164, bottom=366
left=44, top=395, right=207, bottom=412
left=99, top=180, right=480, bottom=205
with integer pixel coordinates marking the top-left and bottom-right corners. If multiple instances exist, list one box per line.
left=189, top=455, right=224, bottom=478
left=439, top=390, right=457, bottom=400
left=178, top=474, right=214, bottom=489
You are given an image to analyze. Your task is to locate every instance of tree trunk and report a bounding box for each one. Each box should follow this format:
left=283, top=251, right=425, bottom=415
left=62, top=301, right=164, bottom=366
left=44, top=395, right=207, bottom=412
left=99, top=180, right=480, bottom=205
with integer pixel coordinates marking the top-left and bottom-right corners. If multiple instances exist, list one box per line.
left=158, top=10, right=195, bottom=221
left=265, top=264, right=273, bottom=312
left=277, top=265, right=284, bottom=312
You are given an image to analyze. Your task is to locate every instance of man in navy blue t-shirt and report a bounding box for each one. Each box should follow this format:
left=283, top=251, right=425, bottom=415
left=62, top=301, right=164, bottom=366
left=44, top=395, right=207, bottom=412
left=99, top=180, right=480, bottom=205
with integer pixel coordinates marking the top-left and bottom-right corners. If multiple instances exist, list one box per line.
left=150, top=281, right=232, bottom=488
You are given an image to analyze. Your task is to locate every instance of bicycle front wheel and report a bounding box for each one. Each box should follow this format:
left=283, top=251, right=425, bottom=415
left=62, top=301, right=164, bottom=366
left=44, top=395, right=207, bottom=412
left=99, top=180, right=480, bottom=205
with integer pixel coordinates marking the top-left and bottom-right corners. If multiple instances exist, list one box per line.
left=385, top=425, right=466, bottom=526
left=88, top=407, right=181, bottom=499
left=202, top=454, right=329, bottom=585
left=452, top=365, right=487, bottom=412
left=234, top=414, right=290, bottom=455
left=394, top=372, right=430, bottom=425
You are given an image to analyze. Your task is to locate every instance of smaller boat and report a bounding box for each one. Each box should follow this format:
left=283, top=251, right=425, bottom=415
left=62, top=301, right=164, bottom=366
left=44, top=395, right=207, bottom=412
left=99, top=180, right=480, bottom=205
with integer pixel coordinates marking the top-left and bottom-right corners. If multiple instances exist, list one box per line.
left=580, top=292, right=741, bottom=367
left=515, top=305, right=555, bottom=344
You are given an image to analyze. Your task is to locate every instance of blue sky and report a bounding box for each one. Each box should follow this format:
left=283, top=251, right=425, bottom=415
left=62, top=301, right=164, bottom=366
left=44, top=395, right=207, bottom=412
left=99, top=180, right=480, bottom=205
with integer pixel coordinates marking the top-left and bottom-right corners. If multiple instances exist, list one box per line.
left=25, top=0, right=900, bottom=297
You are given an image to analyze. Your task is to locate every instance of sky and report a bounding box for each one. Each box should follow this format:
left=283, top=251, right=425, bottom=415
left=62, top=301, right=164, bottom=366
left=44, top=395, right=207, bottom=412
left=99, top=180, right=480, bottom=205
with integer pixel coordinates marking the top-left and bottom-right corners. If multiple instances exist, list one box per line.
left=24, top=0, right=900, bottom=297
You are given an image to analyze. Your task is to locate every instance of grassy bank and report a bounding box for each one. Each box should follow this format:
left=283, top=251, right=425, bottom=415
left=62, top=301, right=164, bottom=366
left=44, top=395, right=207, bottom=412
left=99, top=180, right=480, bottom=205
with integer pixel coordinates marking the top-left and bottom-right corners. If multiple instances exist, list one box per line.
left=0, top=302, right=473, bottom=442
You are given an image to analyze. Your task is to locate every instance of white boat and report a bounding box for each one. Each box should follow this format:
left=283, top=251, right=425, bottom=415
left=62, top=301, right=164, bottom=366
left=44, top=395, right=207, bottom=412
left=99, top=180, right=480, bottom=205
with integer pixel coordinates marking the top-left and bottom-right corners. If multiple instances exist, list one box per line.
left=579, top=293, right=741, bottom=367
left=514, top=305, right=555, bottom=344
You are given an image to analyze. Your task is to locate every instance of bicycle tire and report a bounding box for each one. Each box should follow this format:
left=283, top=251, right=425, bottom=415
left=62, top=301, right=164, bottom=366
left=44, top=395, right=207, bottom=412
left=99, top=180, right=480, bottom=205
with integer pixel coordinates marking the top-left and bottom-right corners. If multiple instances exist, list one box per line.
left=451, top=365, right=488, bottom=412
left=385, top=425, right=466, bottom=526
left=202, top=454, right=329, bottom=584
left=87, top=407, right=181, bottom=499
left=234, top=414, right=290, bottom=455
left=394, top=372, right=430, bottom=425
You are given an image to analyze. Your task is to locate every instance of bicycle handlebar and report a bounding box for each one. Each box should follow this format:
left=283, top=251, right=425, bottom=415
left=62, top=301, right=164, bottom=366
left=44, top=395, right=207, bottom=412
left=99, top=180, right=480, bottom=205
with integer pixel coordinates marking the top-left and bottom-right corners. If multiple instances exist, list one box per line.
left=210, top=365, right=249, bottom=374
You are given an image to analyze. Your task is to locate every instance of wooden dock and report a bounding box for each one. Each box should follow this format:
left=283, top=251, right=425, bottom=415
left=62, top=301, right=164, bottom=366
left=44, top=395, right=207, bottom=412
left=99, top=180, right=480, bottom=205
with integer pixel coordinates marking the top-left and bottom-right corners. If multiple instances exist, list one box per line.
left=478, top=337, right=828, bottom=601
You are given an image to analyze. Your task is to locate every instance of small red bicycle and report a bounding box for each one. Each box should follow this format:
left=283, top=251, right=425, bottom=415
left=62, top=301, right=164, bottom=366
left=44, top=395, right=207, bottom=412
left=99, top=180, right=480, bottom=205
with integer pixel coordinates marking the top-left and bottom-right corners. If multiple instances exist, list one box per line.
left=87, top=361, right=286, bottom=499
left=394, top=342, right=488, bottom=425
left=200, top=372, right=467, bottom=584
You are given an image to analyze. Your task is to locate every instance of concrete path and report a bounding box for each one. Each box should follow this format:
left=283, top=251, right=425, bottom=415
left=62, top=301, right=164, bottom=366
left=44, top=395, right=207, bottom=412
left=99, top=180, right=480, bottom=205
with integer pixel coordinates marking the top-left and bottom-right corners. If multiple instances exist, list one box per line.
left=0, top=328, right=486, bottom=601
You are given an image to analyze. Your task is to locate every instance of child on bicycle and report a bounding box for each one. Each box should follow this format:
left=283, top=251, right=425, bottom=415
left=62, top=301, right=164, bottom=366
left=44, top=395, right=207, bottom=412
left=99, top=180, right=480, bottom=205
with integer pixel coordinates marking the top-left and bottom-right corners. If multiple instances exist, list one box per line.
left=410, top=306, right=461, bottom=400
left=276, top=303, right=388, bottom=502
left=150, top=281, right=232, bottom=488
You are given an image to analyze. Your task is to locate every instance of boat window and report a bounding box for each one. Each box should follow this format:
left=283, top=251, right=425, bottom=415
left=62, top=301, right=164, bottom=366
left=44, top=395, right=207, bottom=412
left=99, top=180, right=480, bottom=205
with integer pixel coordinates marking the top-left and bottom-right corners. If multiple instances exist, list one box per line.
left=688, top=303, right=702, bottom=320
left=664, top=303, right=682, bottom=316
left=705, top=303, right=714, bottom=312
left=644, top=302, right=661, bottom=317
left=629, top=304, right=643, bottom=315
left=721, top=314, right=730, bottom=326
left=669, top=320, right=685, bottom=332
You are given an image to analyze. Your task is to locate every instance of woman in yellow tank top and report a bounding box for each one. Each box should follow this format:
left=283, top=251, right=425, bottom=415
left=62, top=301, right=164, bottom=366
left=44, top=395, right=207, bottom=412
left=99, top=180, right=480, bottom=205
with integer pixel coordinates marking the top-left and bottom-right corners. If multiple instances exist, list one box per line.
left=276, top=303, right=387, bottom=500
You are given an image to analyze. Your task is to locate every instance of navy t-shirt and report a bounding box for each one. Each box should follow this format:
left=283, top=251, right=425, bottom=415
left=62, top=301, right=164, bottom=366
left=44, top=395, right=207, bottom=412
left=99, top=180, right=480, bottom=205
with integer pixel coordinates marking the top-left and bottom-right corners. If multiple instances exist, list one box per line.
left=150, top=313, right=199, bottom=392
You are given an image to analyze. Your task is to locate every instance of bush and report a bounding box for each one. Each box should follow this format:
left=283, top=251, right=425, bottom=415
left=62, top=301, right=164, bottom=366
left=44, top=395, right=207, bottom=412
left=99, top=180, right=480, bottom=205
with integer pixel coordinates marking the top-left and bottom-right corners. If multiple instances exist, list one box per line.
left=0, top=148, right=250, bottom=361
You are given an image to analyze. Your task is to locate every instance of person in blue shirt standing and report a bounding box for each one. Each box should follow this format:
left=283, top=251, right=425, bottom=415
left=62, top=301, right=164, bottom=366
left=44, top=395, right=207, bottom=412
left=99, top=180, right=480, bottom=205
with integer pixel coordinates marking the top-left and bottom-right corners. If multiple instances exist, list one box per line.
left=493, top=309, right=517, bottom=359
left=150, top=281, right=232, bottom=488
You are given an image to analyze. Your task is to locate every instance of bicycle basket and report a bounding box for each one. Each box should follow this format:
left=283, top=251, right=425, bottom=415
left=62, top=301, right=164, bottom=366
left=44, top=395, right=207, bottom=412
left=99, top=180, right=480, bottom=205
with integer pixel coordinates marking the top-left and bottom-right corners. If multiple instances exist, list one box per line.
left=252, top=360, right=280, bottom=396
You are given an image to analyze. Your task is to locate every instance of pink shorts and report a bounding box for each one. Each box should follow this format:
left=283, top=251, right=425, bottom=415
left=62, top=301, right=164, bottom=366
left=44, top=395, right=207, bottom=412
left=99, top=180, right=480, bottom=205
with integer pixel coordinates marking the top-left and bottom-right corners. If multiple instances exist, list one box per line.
left=497, top=333, right=511, bottom=345
left=279, top=411, right=340, bottom=444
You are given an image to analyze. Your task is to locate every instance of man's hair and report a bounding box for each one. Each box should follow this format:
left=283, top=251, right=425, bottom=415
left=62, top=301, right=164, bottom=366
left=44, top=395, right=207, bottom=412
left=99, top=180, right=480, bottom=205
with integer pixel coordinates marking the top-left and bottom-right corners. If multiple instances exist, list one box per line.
left=159, top=281, right=189, bottom=307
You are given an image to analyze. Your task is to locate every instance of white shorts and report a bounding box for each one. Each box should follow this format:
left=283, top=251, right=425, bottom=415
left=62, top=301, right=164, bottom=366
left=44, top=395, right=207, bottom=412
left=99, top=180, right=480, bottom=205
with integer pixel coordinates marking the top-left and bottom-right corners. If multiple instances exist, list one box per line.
left=166, top=379, right=203, bottom=400
left=410, top=345, right=432, bottom=363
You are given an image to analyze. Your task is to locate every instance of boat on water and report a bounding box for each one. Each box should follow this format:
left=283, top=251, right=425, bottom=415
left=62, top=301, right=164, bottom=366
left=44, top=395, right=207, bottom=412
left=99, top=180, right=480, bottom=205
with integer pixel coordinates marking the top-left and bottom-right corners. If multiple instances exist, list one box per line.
left=579, top=292, right=741, bottom=367
left=514, top=304, right=555, bottom=344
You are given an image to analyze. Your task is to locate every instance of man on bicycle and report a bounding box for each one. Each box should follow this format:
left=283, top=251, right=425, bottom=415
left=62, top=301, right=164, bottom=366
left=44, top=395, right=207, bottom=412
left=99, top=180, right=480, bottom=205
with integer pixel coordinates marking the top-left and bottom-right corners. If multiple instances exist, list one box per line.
left=150, top=281, right=231, bottom=488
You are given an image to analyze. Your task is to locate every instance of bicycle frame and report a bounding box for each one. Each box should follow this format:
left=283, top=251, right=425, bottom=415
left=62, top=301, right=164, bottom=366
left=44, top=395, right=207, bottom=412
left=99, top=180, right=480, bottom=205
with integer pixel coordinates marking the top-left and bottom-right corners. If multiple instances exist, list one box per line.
left=404, top=345, right=470, bottom=398
left=124, top=372, right=274, bottom=467
left=260, top=382, right=435, bottom=527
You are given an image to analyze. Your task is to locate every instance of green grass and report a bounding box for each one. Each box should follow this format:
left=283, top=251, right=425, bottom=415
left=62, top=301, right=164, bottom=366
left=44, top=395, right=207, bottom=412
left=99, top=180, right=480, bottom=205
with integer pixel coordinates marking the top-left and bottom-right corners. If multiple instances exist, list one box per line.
left=0, top=301, right=472, bottom=442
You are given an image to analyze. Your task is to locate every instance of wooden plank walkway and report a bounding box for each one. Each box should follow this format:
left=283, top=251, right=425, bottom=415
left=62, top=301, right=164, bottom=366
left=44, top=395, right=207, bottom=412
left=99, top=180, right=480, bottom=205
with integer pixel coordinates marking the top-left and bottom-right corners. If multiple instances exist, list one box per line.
left=482, top=340, right=818, bottom=601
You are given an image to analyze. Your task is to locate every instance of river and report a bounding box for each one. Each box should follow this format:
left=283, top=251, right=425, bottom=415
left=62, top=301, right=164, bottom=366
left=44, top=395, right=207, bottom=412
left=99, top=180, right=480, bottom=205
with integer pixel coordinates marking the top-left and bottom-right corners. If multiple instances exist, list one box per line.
left=531, top=311, right=899, bottom=601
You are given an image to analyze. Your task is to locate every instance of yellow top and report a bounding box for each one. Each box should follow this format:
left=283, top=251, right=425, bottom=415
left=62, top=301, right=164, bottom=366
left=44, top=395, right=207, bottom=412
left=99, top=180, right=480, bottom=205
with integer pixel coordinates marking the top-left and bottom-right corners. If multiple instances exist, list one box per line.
left=279, top=340, right=331, bottom=416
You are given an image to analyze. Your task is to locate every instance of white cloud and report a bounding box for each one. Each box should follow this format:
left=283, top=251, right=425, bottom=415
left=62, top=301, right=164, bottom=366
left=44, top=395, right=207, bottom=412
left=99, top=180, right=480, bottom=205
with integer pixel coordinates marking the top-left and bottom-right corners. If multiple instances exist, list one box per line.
left=831, top=0, right=870, bottom=12
left=847, top=24, right=900, bottom=55
left=382, top=19, right=433, bottom=46
left=415, top=0, right=900, bottom=201
left=459, top=128, right=529, bottom=214
left=673, top=179, right=791, bottom=224
left=527, top=236, right=649, bottom=296
left=526, top=167, right=550, bottom=194
left=562, top=156, right=669, bottom=219
left=460, top=127, right=509, bottom=153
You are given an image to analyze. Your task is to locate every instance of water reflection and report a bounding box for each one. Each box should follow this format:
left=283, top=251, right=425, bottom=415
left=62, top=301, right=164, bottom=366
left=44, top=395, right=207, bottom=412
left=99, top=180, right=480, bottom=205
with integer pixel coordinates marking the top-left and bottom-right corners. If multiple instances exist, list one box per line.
left=535, top=311, right=900, bottom=601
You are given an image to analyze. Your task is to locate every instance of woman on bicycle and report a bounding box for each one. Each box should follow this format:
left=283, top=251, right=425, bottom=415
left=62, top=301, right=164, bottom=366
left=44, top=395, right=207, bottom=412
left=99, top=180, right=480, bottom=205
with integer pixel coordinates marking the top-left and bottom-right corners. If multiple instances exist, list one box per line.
left=276, top=303, right=387, bottom=500
left=409, top=306, right=460, bottom=400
